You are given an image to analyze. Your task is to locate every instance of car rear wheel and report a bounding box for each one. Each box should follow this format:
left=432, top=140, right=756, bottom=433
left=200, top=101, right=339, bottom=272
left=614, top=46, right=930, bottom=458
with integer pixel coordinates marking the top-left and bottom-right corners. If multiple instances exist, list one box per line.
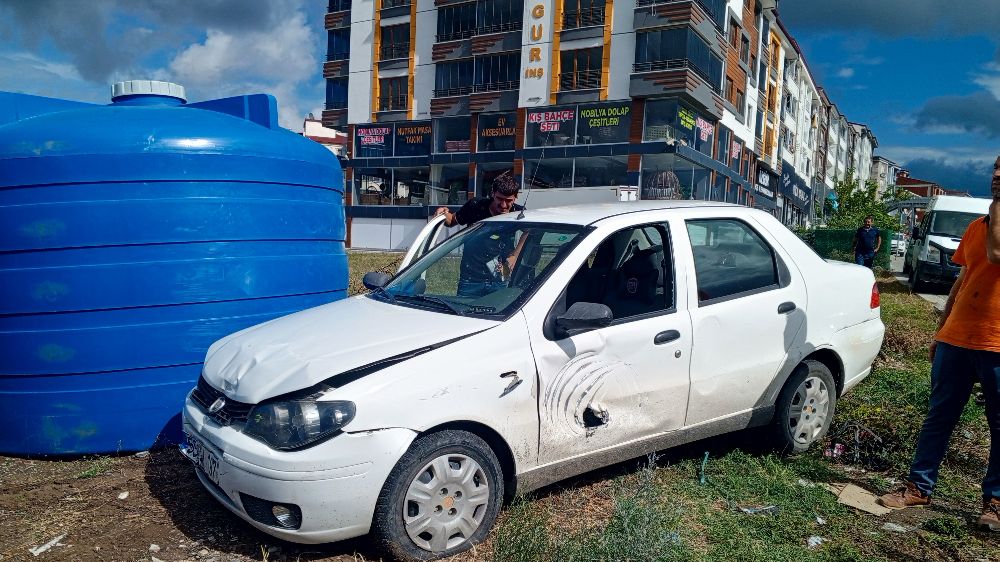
left=771, top=360, right=837, bottom=453
left=372, top=430, right=503, bottom=562
left=909, top=263, right=927, bottom=293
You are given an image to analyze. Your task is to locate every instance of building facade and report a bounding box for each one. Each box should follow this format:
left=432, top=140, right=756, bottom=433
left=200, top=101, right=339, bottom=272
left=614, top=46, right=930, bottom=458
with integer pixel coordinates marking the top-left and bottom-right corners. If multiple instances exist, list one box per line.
left=322, top=0, right=880, bottom=247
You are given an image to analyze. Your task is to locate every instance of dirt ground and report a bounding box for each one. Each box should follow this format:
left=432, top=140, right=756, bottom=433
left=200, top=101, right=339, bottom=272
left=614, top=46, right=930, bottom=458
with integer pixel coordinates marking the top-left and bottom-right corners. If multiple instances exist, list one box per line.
left=0, top=449, right=376, bottom=562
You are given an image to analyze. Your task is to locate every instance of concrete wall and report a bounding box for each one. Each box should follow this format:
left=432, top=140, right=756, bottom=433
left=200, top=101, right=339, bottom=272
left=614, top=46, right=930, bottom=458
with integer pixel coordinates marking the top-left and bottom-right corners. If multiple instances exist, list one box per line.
left=348, top=0, right=376, bottom=124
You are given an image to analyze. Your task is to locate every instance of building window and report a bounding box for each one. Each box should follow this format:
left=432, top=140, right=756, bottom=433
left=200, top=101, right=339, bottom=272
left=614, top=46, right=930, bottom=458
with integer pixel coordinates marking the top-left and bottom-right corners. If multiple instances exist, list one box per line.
left=474, top=52, right=520, bottom=91
left=563, top=0, right=605, bottom=29
left=327, top=29, right=350, bottom=60
left=740, top=35, right=751, bottom=65
left=644, top=98, right=714, bottom=157
left=435, top=59, right=473, bottom=96
left=382, top=0, right=410, bottom=9
left=728, top=19, right=741, bottom=50
left=437, top=2, right=476, bottom=41
left=380, top=25, right=410, bottom=60
left=634, top=28, right=723, bottom=90
left=434, top=116, right=472, bottom=153
left=328, top=0, right=352, bottom=11
left=378, top=77, right=408, bottom=111
left=476, top=0, right=523, bottom=34
left=636, top=0, right=725, bottom=30
left=560, top=47, right=603, bottom=91
left=325, top=78, right=348, bottom=110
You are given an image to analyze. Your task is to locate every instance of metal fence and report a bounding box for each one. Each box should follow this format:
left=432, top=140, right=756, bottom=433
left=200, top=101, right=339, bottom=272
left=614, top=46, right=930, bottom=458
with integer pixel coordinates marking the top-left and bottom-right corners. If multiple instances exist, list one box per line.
left=796, top=228, right=895, bottom=270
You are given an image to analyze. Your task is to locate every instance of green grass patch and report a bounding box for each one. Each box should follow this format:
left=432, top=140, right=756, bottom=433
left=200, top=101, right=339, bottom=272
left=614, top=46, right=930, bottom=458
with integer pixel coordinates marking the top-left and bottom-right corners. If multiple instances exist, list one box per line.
left=76, top=455, right=113, bottom=479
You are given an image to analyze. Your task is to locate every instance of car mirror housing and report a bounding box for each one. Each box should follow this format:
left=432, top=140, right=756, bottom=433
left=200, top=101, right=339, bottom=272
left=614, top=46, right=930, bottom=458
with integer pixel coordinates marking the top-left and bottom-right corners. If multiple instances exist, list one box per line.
left=362, top=271, right=391, bottom=290
left=555, top=302, right=614, bottom=332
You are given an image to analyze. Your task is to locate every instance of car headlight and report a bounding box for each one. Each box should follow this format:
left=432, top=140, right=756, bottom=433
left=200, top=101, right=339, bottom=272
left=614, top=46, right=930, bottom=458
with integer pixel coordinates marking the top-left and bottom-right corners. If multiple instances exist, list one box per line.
left=243, top=399, right=356, bottom=451
left=926, top=245, right=941, bottom=263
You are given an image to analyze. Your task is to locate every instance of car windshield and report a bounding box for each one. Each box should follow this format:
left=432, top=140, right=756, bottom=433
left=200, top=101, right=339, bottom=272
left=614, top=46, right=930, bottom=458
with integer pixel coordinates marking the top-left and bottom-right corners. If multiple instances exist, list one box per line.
left=375, top=221, right=587, bottom=318
left=929, top=211, right=981, bottom=238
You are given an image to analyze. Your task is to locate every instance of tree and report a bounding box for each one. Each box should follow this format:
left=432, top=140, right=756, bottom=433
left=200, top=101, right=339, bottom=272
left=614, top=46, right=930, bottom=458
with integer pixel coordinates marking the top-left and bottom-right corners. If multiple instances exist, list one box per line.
left=825, top=170, right=897, bottom=232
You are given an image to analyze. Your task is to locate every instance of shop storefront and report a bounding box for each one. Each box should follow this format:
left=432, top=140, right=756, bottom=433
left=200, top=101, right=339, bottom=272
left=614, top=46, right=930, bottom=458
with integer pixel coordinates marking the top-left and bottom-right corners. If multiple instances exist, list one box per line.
left=779, top=159, right=812, bottom=227
left=352, top=122, right=433, bottom=206
left=753, top=162, right=779, bottom=214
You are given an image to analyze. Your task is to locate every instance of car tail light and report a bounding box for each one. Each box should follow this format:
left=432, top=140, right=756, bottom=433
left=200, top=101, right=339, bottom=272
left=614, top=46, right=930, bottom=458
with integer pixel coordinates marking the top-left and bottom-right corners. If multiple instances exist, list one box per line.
left=870, top=282, right=880, bottom=309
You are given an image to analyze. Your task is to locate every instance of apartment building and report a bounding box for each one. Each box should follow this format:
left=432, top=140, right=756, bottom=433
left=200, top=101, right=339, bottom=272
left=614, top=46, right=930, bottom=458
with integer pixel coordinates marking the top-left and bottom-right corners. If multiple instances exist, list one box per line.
left=848, top=123, right=877, bottom=186
left=322, top=0, right=880, bottom=247
left=870, top=155, right=903, bottom=196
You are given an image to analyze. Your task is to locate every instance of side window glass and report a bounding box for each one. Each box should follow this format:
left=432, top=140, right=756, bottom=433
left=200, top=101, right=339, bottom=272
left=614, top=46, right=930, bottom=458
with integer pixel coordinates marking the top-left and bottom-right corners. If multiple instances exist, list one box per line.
left=686, top=219, right=779, bottom=303
left=565, top=224, right=673, bottom=321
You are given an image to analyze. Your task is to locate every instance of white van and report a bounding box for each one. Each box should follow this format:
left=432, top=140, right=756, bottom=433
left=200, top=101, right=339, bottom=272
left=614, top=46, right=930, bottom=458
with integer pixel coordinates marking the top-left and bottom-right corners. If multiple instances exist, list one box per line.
left=905, top=195, right=992, bottom=290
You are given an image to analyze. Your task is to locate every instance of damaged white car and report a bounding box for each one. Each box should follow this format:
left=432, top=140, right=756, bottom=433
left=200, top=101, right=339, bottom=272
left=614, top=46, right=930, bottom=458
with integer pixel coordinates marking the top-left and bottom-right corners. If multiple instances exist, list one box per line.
left=182, top=201, right=884, bottom=561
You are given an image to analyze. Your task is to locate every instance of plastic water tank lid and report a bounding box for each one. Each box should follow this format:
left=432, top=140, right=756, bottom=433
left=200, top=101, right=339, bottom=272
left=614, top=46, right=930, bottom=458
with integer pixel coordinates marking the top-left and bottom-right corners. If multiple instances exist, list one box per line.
left=111, top=80, right=186, bottom=102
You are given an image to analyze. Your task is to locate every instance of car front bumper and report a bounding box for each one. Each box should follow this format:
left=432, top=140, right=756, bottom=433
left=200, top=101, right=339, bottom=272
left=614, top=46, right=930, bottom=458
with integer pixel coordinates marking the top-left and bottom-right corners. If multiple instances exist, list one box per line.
left=916, top=260, right=960, bottom=284
left=181, top=395, right=416, bottom=544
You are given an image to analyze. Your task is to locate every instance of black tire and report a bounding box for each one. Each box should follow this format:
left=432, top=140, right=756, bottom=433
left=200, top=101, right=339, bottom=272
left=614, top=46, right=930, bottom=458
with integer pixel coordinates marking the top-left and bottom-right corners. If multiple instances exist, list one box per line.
left=372, top=430, right=504, bottom=562
left=770, top=360, right=838, bottom=453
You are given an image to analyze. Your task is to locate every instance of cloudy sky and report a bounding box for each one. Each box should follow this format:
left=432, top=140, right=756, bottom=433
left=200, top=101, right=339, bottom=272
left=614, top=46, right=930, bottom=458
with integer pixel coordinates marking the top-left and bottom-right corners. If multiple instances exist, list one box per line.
left=0, top=0, right=326, bottom=130
left=779, top=0, right=999, bottom=197
left=0, top=1, right=996, bottom=195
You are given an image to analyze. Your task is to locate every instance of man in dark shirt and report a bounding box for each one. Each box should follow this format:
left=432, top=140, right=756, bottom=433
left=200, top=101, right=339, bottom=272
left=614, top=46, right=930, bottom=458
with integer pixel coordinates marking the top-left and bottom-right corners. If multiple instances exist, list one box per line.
left=852, top=215, right=882, bottom=268
left=435, top=170, right=525, bottom=297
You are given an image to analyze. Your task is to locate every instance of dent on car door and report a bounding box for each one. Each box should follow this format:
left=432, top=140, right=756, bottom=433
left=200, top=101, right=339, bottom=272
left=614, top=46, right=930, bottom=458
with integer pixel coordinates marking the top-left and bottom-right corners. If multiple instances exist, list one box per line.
left=527, top=223, right=692, bottom=465
left=398, top=213, right=449, bottom=272
left=682, top=217, right=807, bottom=426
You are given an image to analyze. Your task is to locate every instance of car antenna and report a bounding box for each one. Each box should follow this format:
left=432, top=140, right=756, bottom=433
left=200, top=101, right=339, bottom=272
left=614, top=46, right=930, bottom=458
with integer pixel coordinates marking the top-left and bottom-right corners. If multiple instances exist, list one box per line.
left=517, top=127, right=555, bottom=220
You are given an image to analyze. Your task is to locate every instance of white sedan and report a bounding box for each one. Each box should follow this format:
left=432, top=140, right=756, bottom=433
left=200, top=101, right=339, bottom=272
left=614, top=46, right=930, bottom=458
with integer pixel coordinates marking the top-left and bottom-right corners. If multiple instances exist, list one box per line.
left=181, top=201, right=884, bottom=561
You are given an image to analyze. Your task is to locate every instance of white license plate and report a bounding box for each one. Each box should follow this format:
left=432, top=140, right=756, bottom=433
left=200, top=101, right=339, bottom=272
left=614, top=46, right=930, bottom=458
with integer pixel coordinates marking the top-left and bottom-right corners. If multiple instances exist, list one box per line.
left=183, top=431, right=221, bottom=486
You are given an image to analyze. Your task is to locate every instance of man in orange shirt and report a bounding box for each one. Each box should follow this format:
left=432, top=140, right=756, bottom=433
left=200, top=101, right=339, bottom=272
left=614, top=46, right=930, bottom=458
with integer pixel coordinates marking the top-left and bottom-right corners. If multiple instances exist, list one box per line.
left=879, top=156, right=1000, bottom=531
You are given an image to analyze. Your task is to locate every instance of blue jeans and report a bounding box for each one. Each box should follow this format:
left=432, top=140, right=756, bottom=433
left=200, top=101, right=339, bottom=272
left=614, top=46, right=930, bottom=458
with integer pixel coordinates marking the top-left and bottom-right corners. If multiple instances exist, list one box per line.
left=855, top=252, right=875, bottom=268
left=457, top=279, right=497, bottom=298
left=908, top=342, right=1000, bottom=501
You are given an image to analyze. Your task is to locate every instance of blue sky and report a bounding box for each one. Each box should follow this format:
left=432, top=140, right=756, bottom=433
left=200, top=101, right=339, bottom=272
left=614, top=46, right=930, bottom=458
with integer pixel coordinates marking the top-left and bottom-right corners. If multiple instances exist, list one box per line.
left=0, top=1, right=997, bottom=196
left=779, top=0, right=1000, bottom=197
left=0, top=0, right=327, bottom=129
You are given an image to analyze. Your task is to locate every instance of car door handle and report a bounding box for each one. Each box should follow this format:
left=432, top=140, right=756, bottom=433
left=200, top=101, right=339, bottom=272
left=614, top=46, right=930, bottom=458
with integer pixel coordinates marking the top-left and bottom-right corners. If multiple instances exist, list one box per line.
left=654, top=330, right=681, bottom=345
left=777, top=302, right=796, bottom=314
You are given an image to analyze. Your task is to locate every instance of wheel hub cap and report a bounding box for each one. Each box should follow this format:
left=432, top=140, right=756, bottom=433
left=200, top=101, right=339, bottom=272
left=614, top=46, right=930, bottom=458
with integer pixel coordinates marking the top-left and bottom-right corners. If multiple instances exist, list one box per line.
left=403, top=454, right=490, bottom=552
left=787, top=376, right=831, bottom=445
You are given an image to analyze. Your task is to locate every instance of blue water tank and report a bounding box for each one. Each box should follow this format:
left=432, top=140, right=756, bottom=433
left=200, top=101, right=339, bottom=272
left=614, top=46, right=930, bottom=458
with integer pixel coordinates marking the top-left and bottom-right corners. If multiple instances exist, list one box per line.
left=0, top=81, right=347, bottom=455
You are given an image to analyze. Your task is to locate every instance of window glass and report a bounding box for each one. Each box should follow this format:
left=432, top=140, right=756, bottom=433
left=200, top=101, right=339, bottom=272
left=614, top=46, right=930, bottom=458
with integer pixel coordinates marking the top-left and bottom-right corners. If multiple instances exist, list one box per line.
left=476, top=0, right=523, bottom=33
left=435, top=59, right=474, bottom=96
left=474, top=52, right=520, bottom=90
left=434, top=116, right=471, bottom=153
left=383, top=221, right=585, bottom=318
left=564, top=224, right=673, bottom=321
left=686, top=219, right=779, bottom=303
left=437, top=1, right=476, bottom=41
left=559, top=47, right=603, bottom=91
left=573, top=156, right=627, bottom=187
left=380, top=25, right=410, bottom=60
left=327, top=29, right=350, bottom=60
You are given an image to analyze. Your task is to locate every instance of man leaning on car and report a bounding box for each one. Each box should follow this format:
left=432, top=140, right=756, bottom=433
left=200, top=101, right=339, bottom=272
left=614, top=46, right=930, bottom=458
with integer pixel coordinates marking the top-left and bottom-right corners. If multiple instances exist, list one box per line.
left=879, top=155, right=1000, bottom=532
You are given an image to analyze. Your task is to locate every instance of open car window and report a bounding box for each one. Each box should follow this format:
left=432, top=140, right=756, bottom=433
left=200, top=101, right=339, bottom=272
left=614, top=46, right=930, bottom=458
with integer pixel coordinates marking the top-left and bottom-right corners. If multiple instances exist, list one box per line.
left=377, top=221, right=587, bottom=318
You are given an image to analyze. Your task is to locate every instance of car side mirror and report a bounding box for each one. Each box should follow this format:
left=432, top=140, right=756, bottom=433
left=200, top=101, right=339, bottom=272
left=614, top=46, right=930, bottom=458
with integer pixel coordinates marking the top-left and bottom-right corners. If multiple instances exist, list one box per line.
left=556, top=302, right=614, bottom=332
left=362, top=271, right=391, bottom=290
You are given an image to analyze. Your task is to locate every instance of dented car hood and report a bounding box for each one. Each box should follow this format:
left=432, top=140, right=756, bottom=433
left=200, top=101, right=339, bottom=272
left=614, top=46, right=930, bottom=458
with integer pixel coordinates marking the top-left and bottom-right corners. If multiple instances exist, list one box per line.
left=202, top=295, right=500, bottom=404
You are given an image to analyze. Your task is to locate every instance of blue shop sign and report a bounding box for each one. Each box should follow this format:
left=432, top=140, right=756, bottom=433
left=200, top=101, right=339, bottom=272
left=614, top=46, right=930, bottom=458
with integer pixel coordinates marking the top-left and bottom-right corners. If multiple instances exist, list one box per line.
left=780, top=159, right=812, bottom=210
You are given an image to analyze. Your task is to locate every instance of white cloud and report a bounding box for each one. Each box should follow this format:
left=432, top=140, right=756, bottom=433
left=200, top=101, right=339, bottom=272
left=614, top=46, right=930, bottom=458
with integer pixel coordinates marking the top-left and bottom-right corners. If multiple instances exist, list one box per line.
left=836, top=67, right=855, bottom=78
left=164, top=11, right=317, bottom=128
left=973, top=62, right=1000, bottom=99
left=879, top=145, right=998, bottom=167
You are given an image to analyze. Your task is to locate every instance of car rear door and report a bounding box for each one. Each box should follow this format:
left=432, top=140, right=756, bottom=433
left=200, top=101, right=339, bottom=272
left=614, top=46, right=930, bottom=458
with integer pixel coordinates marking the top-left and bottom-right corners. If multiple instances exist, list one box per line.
left=679, top=214, right=807, bottom=426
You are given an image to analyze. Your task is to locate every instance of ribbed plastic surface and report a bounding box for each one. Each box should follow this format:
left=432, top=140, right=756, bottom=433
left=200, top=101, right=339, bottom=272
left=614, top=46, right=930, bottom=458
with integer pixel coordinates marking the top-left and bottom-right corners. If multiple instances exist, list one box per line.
left=0, top=89, right=346, bottom=455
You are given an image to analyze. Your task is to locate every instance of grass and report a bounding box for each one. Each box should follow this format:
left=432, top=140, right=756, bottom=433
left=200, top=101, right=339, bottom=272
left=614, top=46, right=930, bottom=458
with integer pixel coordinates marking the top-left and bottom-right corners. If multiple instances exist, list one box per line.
left=76, top=455, right=113, bottom=479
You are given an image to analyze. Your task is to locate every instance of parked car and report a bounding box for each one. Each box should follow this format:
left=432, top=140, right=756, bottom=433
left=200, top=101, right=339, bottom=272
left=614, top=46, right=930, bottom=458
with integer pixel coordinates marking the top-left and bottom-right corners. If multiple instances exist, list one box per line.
left=890, top=232, right=907, bottom=256
left=182, top=201, right=884, bottom=561
left=904, top=195, right=992, bottom=291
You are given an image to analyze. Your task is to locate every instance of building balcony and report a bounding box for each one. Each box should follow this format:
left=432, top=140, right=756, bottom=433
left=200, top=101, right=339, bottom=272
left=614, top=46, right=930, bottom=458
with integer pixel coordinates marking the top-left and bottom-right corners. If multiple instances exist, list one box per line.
left=563, top=6, right=605, bottom=29
left=633, top=58, right=716, bottom=92
left=327, top=50, right=350, bottom=62
left=433, top=86, right=472, bottom=97
left=379, top=43, right=410, bottom=61
left=436, top=29, right=475, bottom=43
left=559, top=69, right=602, bottom=91
left=475, top=21, right=522, bottom=36
left=325, top=100, right=348, bottom=110
left=634, top=0, right=725, bottom=31
left=472, top=80, right=518, bottom=93
left=378, top=95, right=408, bottom=112
left=381, top=0, right=410, bottom=8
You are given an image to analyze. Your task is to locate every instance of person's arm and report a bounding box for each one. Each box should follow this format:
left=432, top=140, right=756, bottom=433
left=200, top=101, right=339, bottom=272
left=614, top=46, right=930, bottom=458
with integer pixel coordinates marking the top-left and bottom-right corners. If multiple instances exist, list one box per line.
left=930, top=266, right=966, bottom=361
left=435, top=206, right=458, bottom=227
left=874, top=231, right=882, bottom=253
left=851, top=230, right=858, bottom=253
left=989, top=200, right=1000, bottom=264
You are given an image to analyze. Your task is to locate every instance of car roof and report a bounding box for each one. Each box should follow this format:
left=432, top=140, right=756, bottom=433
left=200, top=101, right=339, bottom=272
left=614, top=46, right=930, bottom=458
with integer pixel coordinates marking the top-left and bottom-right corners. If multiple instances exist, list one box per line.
left=484, top=200, right=747, bottom=226
left=928, top=195, right=992, bottom=214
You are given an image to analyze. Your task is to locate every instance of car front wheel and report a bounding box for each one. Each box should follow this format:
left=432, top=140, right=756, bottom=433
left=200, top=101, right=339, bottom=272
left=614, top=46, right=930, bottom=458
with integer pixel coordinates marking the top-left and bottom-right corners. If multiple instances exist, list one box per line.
left=771, top=360, right=837, bottom=453
left=372, top=430, right=503, bottom=562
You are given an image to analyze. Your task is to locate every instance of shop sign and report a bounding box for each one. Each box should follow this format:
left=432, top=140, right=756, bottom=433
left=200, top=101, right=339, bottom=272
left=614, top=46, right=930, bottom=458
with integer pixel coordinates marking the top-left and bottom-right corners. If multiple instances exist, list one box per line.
left=754, top=167, right=777, bottom=200
left=519, top=0, right=554, bottom=107
left=577, top=102, right=630, bottom=144
left=696, top=117, right=712, bottom=142
left=525, top=106, right=576, bottom=146
left=731, top=140, right=741, bottom=159
left=354, top=125, right=394, bottom=157
left=393, top=121, right=432, bottom=157
left=477, top=112, right=517, bottom=151
left=780, top=159, right=811, bottom=209
left=678, top=107, right=696, bottom=130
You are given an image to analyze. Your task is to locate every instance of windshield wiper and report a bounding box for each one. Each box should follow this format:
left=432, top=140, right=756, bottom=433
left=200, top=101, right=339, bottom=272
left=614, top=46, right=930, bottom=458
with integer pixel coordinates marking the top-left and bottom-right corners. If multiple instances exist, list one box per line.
left=369, top=286, right=397, bottom=304
left=397, top=294, right=466, bottom=315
